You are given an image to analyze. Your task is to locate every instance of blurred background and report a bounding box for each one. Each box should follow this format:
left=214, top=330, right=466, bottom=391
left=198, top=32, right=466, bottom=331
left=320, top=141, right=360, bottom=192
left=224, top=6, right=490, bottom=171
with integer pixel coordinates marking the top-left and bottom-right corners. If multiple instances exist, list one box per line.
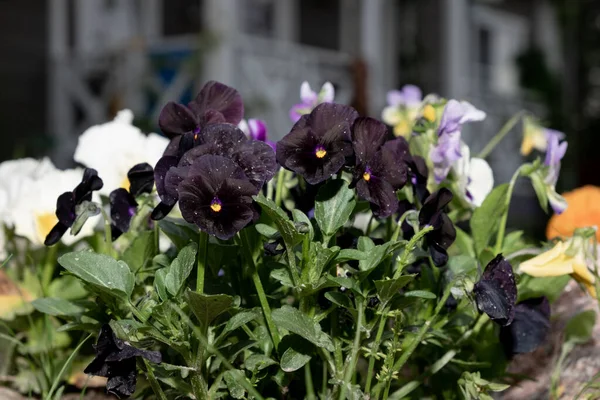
left=0, top=0, right=597, bottom=233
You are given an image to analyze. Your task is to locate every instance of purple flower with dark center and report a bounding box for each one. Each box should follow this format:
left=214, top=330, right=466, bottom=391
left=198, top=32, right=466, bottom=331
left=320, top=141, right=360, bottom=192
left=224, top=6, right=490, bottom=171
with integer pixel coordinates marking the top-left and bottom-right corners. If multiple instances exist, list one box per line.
left=151, top=124, right=276, bottom=220
left=473, top=254, right=517, bottom=326
left=352, top=117, right=408, bottom=217
left=45, top=168, right=103, bottom=246
left=178, top=155, right=259, bottom=240
left=158, top=81, right=244, bottom=139
left=418, top=188, right=457, bottom=266
left=84, top=324, right=161, bottom=398
left=430, top=100, right=486, bottom=182
left=500, top=297, right=551, bottom=357
left=239, top=118, right=275, bottom=150
left=277, top=103, right=358, bottom=185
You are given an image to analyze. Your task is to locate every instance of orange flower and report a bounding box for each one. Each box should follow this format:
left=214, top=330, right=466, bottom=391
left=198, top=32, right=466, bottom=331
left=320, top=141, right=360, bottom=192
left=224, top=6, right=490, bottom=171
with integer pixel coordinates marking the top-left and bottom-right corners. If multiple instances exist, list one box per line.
left=546, top=185, right=600, bottom=240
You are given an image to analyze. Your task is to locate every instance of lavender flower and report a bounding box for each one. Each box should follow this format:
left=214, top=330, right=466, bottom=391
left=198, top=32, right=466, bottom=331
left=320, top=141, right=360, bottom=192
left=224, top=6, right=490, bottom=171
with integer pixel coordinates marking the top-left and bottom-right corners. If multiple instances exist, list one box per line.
left=429, top=100, right=486, bottom=182
left=521, top=116, right=565, bottom=156
left=544, top=134, right=568, bottom=214
left=238, top=118, right=275, bottom=149
left=289, top=81, right=335, bottom=123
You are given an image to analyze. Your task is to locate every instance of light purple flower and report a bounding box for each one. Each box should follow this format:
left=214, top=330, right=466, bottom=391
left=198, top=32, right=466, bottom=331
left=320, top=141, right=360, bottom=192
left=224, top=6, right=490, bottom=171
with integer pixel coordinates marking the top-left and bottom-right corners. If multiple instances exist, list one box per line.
left=430, top=100, right=486, bottom=182
left=238, top=118, right=275, bottom=150
left=544, top=133, right=567, bottom=186
left=386, top=85, right=423, bottom=108
left=289, top=81, right=335, bottom=122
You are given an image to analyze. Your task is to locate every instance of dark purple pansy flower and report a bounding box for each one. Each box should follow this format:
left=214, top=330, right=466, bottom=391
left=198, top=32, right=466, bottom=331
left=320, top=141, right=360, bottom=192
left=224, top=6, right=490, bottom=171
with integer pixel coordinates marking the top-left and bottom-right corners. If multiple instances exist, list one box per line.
left=418, top=188, right=456, bottom=266
left=276, top=103, right=358, bottom=185
left=109, top=189, right=138, bottom=240
left=178, top=155, right=259, bottom=240
left=352, top=117, right=407, bottom=217
left=158, top=81, right=244, bottom=139
left=500, top=297, right=551, bottom=357
left=45, top=168, right=103, bottom=246
left=84, top=324, right=161, bottom=398
left=473, top=254, right=517, bottom=326
left=151, top=124, right=276, bottom=221
left=127, top=162, right=154, bottom=197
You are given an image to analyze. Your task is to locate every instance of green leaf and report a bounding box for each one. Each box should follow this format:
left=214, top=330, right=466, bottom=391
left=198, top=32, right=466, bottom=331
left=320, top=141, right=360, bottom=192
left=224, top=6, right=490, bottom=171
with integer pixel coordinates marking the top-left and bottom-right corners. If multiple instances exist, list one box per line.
left=154, top=269, right=169, bottom=302
left=31, top=298, right=83, bottom=316
left=517, top=275, right=570, bottom=303
left=470, top=183, right=509, bottom=256
left=255, top=193, right=303, bottom=248
left=292, top=209, right=314, bottom=241
left=302, top=243, right=338, bottom=285
left=324, top=291, right=354, bottom=309
left=47, top=276, right=87, bottom=300
left=451, top=227, right=475, bottom=258
left=185, top=291, right=235, bottom=329
left=255, top=223, right=278, bottom=238
left=529, top=171, right=549, bottom=213
left=502, top=230, right=527, bottom=254
left=374, top=275, right=416, bottom=302
left=244, top=354, right=277, bottom=371
left=58, top=251, right=134, bottom=299
left=565, top=310, right=597, bottom=345
left=326, top=276, right=361, bottom=294
left=165, top=243, right=197, bottom=296
left=270, top=268, right=294, bottom=287
left=334, top=249, right=367, bottom=263
left=314, top=179, right=356, bottom=237
left=271, top=305, right=334, bottom=352
left=404, top=290, right=436, bottom=299
left=358, top=242, right=394, bottom=274
left=121, top=230, right=157, bottom=273
left=223, top=370, right=246, bottom=399
left=224, top=309, right=262, bottom=334
left=158, top=218, right=199, bottom=250
left=280, top=346, right=311, bottom=372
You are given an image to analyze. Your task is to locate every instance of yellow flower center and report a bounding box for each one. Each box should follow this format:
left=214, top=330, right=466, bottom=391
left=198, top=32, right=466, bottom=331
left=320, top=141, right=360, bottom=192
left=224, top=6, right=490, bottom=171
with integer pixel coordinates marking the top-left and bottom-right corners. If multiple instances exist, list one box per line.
left=363, top=172, right=371, bottom=181
left=121, top=175, right=130, bottom=191
left=36, top=213, right=58, bottom=241
left=315, top=148, right=327, bottom=159
left=393, top=120, right=411, bottom=137
left=210, top=200, right=222, bottom=213
left=422, top=104, right=436, bottom=122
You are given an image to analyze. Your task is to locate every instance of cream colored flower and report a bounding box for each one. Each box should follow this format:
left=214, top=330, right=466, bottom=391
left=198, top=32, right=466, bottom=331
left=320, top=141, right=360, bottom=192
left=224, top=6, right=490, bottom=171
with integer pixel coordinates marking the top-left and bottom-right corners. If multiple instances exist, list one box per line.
left=519, top=239, right=596, bottom=296
left=10, top=167, right=99, bottom=246
left=74, top=110, right=169, bottom=196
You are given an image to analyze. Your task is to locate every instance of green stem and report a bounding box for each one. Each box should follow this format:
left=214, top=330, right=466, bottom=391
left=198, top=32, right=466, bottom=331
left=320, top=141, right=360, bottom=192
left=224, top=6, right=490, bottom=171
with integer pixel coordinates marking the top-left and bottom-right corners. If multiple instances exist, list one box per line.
left=240, top=230, right=281, bottom=349
left=494, top=167, right=523, bottom=254
left=391, top=210, right=412, bottom=242
left=305, top=361, right=317, bottom=400
left=41, top=245, right=58, bottom=291
left=45, top=334, right=92, bottom=400
left=274, top=167, right=286, bottom=207
left=100, top=209, right=114, bottom=257
left=477, top=111, right=525, bottom=159
left=393, top=226, right=434, bottom=279
left=141, top=359, right=168, bottom=400
left=339, top=299, right=364, bottom=400
left=365, top=306, right=389, bottom=394
left=366, top=214, right=376, bottom=236
left=196, top=231, right=208, bottom=293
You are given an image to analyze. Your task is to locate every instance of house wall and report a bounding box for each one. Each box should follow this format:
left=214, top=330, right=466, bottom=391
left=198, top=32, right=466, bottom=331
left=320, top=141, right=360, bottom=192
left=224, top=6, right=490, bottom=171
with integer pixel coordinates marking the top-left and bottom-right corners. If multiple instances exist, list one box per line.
left=0, top=0, right=48, bottom=161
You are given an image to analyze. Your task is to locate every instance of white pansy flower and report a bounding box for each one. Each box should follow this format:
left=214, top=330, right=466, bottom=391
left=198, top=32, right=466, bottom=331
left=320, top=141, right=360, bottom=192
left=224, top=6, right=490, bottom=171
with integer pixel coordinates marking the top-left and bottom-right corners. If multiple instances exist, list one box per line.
left=11, top=168, right=99, bottom=246
left=0, top=157, right=55, bottom=226
left=453, top=143, right=494, bottom=207
left=74, top=110, right=169, bottom=196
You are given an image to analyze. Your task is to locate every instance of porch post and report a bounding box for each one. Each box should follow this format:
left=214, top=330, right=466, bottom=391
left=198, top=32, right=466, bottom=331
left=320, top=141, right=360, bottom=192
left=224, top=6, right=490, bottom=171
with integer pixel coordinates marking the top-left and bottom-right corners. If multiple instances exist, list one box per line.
left=202, top=0, right=238, bottom=85
left=444, top=0, right=470, bottom=99
left=360, top=0, right=385, bottom=116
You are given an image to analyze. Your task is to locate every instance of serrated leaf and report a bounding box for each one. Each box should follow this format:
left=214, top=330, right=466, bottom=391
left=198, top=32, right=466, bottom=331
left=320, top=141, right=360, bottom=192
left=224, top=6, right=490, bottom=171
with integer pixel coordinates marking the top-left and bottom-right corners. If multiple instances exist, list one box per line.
left=154, top=269, right=169, bottom=302
left=121, top=230, right=157, bottom=273
left=280, top=347, right=311, bottom=372
left=404, top=290, right=436, bottom=299
left=271, top=306, right=334, bottom=352
left=165, top=243, right=197, bottom=296
left=255, top=194, right=303, bottom=248
left=158, top=218, right=199, bottom=249
left=314, top=179, right=356, bottom=238
left=245, top=354, right=277, bottom=371
left=31, top=298, right=83, bottom=316
left=374, top=275, right=416, bottom=302
left=186, top=291, right=235, bottom=329
left=58, top=251, right=134, bottom=299
left=224, top=309, right=262, bottom=334
left=470, top=183, right=509, bottom=256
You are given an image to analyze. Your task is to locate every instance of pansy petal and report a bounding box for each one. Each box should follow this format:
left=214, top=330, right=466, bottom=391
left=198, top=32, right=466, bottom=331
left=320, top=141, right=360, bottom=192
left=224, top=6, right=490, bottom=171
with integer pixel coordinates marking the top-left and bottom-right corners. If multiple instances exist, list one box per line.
left=247, top=118, right=268, bottom=142
left=401, top=84, right=423, bottom=105
left=500, top=297, right=550, bottom=356
left=386, top=90, right=404, bottom=107
left=318, top=82, right=335, bottom=103
left=381, top=106, right=403, bottom=126
left=467, top=158, right=494, bottom=207
left=188, top=81, right=244, bottom=126
left=356, top=177, right=399, bottom=218
left=352, top=117, right=388, bottom=165
left=109, top=189, right=138, bottom=240
left=127, top=163, right=154, bottom=197
left=419, top=188, right=453, bottom=227
left=300, top=81, right=316, bottom=104
left=154, top=156, right=179, bottom=206
left=458, top=101, right=486, bottom=123
left=44, top=223, right=69, bottom=246
left=158, top=102, right=198, bottom=138
left=313, top=103, right=358, bottom=147
left=473, top=254, right=517, bottom=326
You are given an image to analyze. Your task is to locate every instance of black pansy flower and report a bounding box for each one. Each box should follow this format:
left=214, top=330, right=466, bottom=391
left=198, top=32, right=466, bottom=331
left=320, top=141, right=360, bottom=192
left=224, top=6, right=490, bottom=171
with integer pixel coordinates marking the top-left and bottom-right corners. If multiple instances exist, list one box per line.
left=473, top=254, right=517, bottom=326
left=151, top=124, right=276, bottom=221
left=110, top=163, right=156, bottom=240
left=418, top=188, right=456, bottom=266
left=84, top=324, right=161, bottom=398
left=352, top=117, right=408, bottom=217
left=406, top=155, right=430, bottom=201
left=45, top=168, right=103, bottom=246
left=178, top=154, right=259, bottom=240
left=500, top=297, right=551, bottom=357
left=276, top=102, right=358, bottom=185
left=158, top=81, right=244, bottom=139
